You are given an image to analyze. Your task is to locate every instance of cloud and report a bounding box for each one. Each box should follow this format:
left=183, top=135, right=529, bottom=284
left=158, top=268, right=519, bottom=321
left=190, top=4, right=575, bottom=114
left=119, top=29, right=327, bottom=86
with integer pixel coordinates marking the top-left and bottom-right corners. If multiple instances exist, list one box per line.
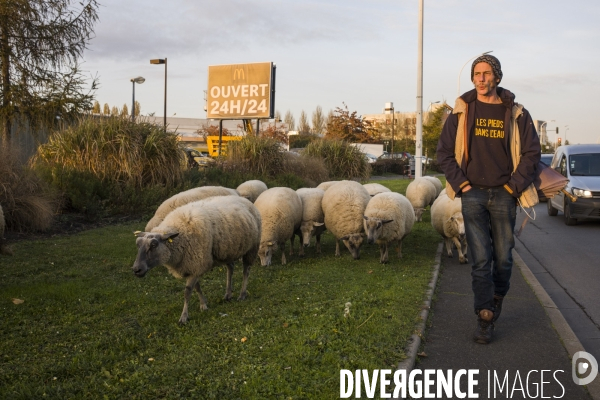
left=87, top=0, right=382, bottom=62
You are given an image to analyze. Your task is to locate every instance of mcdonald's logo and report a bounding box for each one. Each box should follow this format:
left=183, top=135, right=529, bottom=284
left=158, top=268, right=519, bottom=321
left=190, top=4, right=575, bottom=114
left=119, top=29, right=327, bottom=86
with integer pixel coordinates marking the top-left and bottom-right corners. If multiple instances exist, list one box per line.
left=233, top=68, right=245, bottom=80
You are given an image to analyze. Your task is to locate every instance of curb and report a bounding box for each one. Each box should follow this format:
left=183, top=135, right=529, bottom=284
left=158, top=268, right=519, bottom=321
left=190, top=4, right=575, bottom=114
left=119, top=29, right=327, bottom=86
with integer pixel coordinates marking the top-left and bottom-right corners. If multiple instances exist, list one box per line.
left=513, top=250, right=600, bottom=400
left=395, top=243, right=443, bottom=375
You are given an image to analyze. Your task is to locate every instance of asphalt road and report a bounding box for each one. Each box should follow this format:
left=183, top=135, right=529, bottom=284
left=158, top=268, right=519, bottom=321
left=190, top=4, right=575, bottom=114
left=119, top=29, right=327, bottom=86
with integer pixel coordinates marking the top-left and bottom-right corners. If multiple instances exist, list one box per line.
left=515, top=200, right=600, bottom=363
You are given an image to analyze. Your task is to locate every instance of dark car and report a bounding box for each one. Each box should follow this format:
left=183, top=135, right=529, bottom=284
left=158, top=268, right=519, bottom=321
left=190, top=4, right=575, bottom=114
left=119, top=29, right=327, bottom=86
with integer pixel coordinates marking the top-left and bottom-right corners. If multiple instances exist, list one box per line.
left=184, top=148, right=215, bottom=169
left=379, top=152, right=412, bottom=161
left=540, top=153, right=554, bottom=166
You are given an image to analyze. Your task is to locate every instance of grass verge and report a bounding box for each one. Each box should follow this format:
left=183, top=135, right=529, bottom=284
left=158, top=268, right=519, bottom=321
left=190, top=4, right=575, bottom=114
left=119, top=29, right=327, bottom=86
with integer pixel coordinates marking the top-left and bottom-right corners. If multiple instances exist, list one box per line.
left=0, top=179, right=442, bottom=399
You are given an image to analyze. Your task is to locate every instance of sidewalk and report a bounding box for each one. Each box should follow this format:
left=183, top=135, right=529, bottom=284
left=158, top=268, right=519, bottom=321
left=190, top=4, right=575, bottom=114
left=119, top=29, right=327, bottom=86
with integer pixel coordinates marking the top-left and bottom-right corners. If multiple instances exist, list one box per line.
left=412, top=246, right=595, bottom=399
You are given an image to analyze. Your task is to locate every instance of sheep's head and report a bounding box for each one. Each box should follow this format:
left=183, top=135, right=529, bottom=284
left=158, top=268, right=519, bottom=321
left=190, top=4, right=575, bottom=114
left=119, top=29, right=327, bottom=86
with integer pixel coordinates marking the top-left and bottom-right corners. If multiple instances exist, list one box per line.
left=340, top=233, right=364, bottom=260
left=300, top=221, right=325, bottom=247
left=258, top=241, right=277, bottom=266
left=446, top=212, right=465, bottom=241
left=363, top=216, right=393, bottom=245
left=132, top=231, right=179, bottom=277
left=414, top=207, right=425, bottom=222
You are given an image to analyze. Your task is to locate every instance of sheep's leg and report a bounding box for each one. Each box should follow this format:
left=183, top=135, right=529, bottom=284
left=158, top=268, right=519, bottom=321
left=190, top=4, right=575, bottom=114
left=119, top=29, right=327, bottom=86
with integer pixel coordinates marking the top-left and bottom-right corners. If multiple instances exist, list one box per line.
left=297, top=234, right=305, bottom=257
left=379, top=243, right=389, bottom=264
left=194, top=280, right=208, bottom=311
left=444, top=238, right=454, bottom=257
left=452, top=237, right=467, bottom=264
left=224, top=262, right=234, bottom=301
left=289, top=235, right=295, bottom=256
left=335, top=239, right=341, bottom=257
left=461, top=239, right=468, bottom=262
left=316, top=234, right=322, bottom=254
left=180, top=276, right=200, bottom=324
left=238, top=259, right=251, bottom=301
left=281, top=241, right=287, bottom=265
left=397, top=239, right=403, bottom=259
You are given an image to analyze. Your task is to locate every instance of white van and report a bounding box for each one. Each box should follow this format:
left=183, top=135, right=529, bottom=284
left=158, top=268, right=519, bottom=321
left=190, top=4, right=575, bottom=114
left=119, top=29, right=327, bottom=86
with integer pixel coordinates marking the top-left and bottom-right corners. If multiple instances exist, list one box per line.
left=547, top=144, right=600, bottom=225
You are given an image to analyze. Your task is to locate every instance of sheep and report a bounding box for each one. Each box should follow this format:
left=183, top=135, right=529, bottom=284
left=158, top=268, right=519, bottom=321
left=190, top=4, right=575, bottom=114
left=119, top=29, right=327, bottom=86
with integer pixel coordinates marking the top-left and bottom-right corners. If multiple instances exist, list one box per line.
left=363, top=183, right=392, bottom=197
left=422, top=176, right=443, bottom=197
left=430, top=193, right=468, bottom=264
left=405, top=177, right=437, bottom=222
left=316, top=181, right=340, bottom=192
left=296, top=188, right=326, bottom=255
left=236, top=180, right=268, bottom=203
left=321, top=180, right=371, bottom=259
left=363, top=192, right=415, bottom=263
left=254, top=187, right=303, bottom=266
left=132, top=196, right=261, bottom=324
left=145, top=186, right=238, bottom=231
left=0, top=204, right=12, bottom=256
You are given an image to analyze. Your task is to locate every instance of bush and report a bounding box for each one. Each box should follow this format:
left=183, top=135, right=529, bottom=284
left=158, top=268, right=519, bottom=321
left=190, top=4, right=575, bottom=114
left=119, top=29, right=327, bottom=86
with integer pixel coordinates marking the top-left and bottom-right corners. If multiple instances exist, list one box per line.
left=303, top=138, right=371, bottom=181
left=211, top=136, right=330, bottom=189
left=0, top=147, right=58, bottom=232
left=371, top=159, right=410, bottom=176
left=32, top=115, right=186, bottom=219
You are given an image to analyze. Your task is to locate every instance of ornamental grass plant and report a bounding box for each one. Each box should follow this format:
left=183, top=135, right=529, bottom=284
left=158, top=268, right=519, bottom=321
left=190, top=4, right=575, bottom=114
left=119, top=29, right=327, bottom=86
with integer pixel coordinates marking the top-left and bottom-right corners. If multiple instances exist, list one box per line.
left=31, top=116, right=185, bottom=218
left=303, top=138, right=371, bottom=181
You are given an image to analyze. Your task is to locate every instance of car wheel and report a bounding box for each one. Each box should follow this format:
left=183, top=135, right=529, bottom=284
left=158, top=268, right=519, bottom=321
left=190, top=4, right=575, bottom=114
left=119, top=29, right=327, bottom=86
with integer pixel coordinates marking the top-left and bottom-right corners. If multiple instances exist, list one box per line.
left=564, top=199, right=577, bottom=226
left=547, top=200, right=558, bottom=216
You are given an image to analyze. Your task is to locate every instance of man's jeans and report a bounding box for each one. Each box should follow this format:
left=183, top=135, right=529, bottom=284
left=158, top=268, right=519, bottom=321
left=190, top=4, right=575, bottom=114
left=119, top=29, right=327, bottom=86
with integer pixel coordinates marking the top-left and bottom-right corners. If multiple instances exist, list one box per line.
left=461, top=186, right=517, bottom=313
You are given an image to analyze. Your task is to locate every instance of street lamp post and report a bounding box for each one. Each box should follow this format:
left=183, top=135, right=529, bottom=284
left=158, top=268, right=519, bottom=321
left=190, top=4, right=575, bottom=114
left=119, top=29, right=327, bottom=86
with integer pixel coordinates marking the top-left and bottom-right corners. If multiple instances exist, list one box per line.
left=150, top=58, right=167, bottom=131
left=130, top=76, right=145, bottom=122
left=384, top=102, right=394, bottom=156
left=457, top=51, right=493, bottom=97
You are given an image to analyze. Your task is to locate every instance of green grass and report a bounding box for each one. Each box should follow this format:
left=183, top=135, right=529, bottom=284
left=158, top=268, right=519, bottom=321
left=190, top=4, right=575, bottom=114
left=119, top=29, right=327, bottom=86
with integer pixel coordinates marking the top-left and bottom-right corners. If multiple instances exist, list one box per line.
left=0, top=178, right=443, bottom=399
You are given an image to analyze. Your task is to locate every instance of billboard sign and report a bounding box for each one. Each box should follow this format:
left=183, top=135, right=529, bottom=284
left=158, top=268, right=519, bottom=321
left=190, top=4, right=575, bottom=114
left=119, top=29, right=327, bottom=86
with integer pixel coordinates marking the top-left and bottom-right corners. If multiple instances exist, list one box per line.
left=207, top=62, right=275, bottom=119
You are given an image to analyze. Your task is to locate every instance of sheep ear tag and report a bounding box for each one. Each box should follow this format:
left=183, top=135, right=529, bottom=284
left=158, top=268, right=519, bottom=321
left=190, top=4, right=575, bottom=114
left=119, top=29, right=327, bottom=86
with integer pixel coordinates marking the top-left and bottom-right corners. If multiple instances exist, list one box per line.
left=160, top=232, right=179, bottom=242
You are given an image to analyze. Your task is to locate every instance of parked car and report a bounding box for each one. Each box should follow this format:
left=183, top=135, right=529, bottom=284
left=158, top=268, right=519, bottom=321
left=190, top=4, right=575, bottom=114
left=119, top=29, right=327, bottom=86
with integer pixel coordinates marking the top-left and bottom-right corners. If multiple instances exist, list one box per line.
left=379, top=151, right=412, bottom=161
left=547, top=144, right=600, bottom=225
left=540, top=153, right=554, bottom=166
left=364, top=153, right=378, bottom=164
left=183, top=147, right=215, bottom=169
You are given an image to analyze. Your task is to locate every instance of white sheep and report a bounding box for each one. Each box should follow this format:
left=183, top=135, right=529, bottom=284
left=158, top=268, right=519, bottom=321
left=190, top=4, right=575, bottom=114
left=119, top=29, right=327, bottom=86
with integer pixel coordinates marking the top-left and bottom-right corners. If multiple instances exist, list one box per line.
left=0, top=204, right=12, bottom=256
left=316, top=181, right=340, bottom=192
left=362, top=183, right=392, bottom=197
left=363, top=192, right=415, bottom=263
left=145, top=186, right=238, bottom=231
left=254, top=187, right=303, bottom=266
left=296, top=188, right=326, bottom=255
left=321, top=180, right=371, bottom=259
left=236, top=180, right=268, bottom=203
left=405, top=178, right=437, bottom=222
left=430, top=193, right=468, bottom=264
left=132, top=196, right=261, bottom=324
left=422, top=176, right=443, bottom=197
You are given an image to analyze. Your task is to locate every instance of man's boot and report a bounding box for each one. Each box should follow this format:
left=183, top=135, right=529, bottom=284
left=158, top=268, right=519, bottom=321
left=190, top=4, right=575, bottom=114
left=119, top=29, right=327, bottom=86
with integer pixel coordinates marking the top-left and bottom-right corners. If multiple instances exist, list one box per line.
left=492, top=295, right=504, bottom=322
left=473, top=309, right=494, bottom=344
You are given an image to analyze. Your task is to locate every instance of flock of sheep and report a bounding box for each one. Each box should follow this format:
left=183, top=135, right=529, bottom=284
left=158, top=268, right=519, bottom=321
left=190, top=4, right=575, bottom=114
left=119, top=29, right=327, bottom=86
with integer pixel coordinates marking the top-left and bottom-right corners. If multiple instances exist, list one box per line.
left=131, top=176, right=468, bottom=324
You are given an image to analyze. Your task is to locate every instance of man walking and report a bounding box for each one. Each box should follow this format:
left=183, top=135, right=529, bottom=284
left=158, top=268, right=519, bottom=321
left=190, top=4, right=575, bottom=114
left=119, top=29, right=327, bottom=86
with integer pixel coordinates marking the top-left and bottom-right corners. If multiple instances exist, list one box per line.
left=437, top=55, right=540, bottom=344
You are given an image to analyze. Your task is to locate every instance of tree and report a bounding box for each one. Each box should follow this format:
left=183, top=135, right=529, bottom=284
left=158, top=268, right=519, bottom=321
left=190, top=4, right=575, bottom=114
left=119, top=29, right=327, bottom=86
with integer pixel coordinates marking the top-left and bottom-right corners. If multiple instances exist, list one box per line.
left=196, top=124, right=232, bottom=139
left=324, top=109, right=334, bottom=135
left=422, top=105, right=448, bottom=159
left=92, top=101, right=100, bottom=114
left=298, top=110, right=310, bottom=134
left=325, top=103, right=377, bottom=143
left=134, top=101, right=141, bottom=117
left=284, top=110, right=295, bottom=131
left=274, top=110, right=282, bottom=123
left=111, top=106, right=119, bottom=116
left=121, top=104, right=129, bottom=117
left=103, top=103, right=110, bottom=115
left=0, top=0, right=100, bottom=144
left=311, top=105, right=325, bottom=135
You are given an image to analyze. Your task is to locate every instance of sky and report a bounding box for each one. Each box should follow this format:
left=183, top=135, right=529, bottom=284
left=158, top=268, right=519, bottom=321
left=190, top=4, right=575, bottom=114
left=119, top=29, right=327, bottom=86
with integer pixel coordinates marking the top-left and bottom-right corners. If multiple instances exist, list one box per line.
left=83, top=0, right=600, bottom=145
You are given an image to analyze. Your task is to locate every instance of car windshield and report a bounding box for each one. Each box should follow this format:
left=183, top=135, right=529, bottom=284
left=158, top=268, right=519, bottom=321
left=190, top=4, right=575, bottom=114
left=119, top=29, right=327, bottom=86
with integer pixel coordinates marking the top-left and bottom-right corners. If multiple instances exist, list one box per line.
left=569, top=153, right=600, bottom=176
